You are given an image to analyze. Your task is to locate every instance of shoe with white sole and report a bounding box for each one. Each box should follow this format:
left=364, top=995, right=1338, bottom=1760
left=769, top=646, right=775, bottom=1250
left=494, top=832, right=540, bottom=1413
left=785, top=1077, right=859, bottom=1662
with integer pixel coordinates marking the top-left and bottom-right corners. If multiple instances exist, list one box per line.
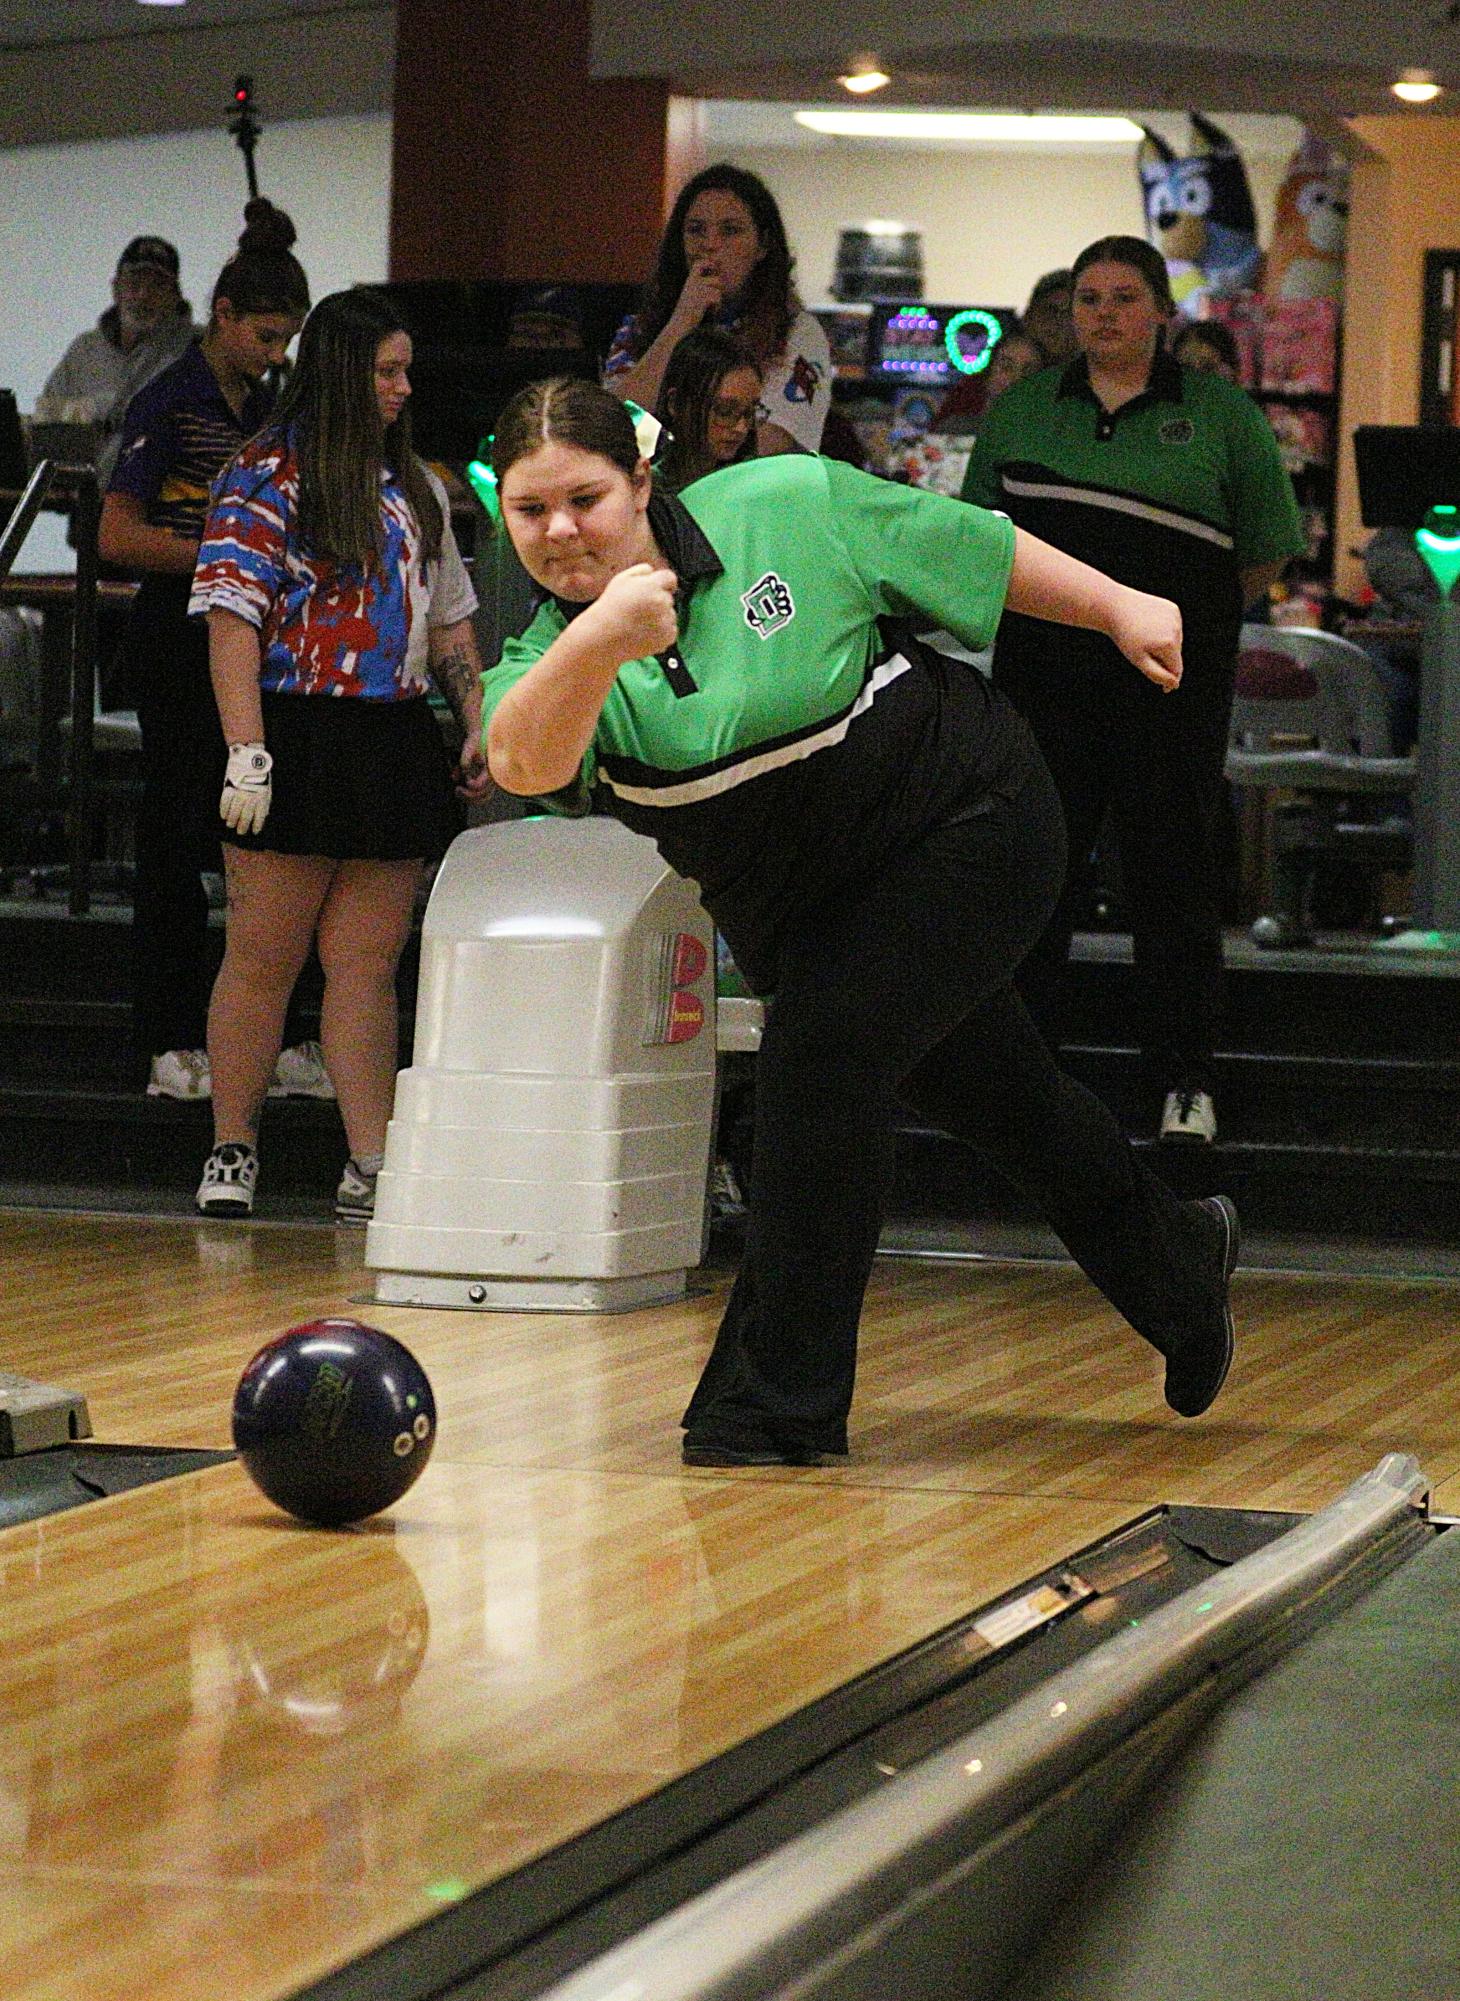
left=1160, top=1086, right=1217, bottom=1145
left=196, top=1142, right=259, bottom=1217
left=147, top=1048, right=211, bottom=1100
left=335, top=1157, right=378, bottom=1222
left=269, top=1040, right=335, bottom=1099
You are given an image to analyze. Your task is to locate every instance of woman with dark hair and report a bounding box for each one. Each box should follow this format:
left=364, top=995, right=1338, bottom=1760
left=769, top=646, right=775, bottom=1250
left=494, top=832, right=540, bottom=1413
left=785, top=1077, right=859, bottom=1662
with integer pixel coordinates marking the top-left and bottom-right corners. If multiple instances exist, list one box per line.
left=963, top=233, right=1304, bottom=1147
left=477, top=376, right=1240, bottom=1467
left=101, top=199, right=322, bottom=1106
left=188, top=286, right=493, bottom=1219
left=655, top=328, right=763, bottom=493
left=1169, top=318, right=1242, bottom=382
left=604, top=163, right=830, bottom=456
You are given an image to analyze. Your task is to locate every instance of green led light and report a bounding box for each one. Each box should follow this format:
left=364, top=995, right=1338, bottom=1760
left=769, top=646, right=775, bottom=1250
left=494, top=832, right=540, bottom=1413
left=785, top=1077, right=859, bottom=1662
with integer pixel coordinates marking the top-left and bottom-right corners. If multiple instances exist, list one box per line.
left=467, top=457, right=499, bottom=522
left=467, top=432, right=499, bottom=520
left=1415, top=503, right=1460, bottom=594
left=945, top=309, right=1004, bottom=377
left=425, top=1878, right=470, bottom=1904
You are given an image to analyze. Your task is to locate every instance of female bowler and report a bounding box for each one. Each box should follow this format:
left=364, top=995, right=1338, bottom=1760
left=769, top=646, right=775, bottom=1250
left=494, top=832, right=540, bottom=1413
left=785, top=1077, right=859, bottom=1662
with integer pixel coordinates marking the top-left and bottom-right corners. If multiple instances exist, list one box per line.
left=479, top=378, right=1239, bottom=1468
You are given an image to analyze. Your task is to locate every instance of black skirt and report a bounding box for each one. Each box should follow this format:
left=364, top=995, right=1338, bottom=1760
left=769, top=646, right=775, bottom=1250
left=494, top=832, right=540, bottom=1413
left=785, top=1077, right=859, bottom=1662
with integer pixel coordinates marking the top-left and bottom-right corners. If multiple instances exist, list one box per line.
left=223, top=691, right=462, bottom=861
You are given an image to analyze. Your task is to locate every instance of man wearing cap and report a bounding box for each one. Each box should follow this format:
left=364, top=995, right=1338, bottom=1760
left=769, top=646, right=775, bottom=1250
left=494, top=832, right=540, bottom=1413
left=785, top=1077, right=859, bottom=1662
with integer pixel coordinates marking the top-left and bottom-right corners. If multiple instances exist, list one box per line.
left=35, top=237, right=197, bottom=482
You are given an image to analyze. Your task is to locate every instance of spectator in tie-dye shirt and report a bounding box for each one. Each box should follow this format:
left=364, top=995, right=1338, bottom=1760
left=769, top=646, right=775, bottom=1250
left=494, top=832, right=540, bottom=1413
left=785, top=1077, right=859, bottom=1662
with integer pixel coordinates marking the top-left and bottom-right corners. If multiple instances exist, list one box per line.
left=189, top=287, right=494, bottom=1222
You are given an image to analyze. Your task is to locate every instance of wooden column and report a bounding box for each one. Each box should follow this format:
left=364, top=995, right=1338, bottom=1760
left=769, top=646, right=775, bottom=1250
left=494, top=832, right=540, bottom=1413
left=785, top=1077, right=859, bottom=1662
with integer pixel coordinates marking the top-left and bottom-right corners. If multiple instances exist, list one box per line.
left=389, top=0, right=673, bottom=282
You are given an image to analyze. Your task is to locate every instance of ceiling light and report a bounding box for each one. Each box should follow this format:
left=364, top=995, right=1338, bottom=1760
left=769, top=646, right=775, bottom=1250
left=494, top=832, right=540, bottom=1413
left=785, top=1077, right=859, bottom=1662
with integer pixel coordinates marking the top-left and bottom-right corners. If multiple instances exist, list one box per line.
left=839, top=69, right=890, bottom=95
left=135, top=1, right=189, bottom=8
left=795, top=111, right=1146, bottom=142
left=1392, top=69, right=1443, bottom=102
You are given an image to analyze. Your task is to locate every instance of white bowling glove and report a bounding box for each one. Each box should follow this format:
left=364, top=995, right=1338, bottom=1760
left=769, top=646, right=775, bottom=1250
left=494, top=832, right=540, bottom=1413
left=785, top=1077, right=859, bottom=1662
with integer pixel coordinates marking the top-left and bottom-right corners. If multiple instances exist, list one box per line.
left=220, top=741, right=273, bottom=834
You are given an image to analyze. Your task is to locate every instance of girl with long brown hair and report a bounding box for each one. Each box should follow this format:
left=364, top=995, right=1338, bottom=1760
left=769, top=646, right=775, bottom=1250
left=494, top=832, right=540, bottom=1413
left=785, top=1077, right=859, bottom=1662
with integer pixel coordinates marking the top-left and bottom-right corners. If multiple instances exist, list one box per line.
left=189, top=286, right=493, bottom=1219
left=604, top=163, right=830, bottom=457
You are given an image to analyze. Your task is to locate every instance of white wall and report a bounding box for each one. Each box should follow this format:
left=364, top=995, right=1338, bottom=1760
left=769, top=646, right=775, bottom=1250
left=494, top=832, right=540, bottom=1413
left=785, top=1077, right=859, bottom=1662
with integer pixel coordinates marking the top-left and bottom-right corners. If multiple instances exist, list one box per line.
left=717, top=131, right=1298, bottom=311
left=2, top=111, right=392, bottom=566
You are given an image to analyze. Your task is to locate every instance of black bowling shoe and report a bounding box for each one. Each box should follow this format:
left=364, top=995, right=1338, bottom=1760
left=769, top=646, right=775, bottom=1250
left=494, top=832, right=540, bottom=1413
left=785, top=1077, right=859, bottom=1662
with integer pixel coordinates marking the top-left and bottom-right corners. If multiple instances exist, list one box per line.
left=1163, top=1194, right=1240, bottom=1418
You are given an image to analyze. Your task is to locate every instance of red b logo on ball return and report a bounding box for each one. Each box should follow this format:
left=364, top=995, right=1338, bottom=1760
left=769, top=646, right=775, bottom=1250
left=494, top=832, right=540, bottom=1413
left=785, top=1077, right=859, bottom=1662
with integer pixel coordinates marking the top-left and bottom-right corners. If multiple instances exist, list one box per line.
left=645, top=931, right=708, bottom=1045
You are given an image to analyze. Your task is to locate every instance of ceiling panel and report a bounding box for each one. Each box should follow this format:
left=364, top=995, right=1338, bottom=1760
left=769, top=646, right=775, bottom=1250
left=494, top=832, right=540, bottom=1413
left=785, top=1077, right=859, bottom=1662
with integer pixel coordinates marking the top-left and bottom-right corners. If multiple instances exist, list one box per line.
left=0, top=0, right=359, bottom=50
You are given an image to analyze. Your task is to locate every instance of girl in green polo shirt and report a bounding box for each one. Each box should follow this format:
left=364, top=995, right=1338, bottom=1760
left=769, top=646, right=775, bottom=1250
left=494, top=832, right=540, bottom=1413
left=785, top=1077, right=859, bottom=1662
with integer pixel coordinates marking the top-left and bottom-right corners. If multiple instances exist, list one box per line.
left=479, top=378, right=1241, bottom=1467
left=963, top=234, right=1305, bottom=1147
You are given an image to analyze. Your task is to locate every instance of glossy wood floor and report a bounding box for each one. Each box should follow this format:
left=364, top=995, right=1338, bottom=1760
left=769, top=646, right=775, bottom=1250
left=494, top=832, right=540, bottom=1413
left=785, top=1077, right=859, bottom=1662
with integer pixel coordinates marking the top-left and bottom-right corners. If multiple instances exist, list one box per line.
left=1, top=1208, right=1458, bottom=2001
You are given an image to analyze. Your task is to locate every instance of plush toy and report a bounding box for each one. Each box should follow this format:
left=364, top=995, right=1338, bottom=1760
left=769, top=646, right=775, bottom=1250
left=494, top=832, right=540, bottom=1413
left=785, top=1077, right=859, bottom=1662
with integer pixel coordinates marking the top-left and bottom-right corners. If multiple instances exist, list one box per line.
left=1264, top=130, right=1349, bottom=302
left=1138, top=114, right=1262, bottom=317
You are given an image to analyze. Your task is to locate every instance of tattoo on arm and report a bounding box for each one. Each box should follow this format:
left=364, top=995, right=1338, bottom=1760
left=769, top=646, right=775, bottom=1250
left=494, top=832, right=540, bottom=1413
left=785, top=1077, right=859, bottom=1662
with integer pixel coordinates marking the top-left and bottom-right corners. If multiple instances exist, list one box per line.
left=430, top=640, right=478, bottom=732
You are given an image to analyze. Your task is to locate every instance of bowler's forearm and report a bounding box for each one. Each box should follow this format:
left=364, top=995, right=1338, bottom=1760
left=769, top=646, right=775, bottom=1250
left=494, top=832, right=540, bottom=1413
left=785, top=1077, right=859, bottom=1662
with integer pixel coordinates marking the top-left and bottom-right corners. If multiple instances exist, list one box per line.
left=1005, top=527, right=1131, bottom=639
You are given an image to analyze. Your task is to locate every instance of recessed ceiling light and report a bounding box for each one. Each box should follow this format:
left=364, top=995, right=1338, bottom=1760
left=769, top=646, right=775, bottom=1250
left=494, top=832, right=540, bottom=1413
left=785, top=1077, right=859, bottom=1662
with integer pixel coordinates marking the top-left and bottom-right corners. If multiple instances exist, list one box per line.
left=839, top=70, right=891, bottom=95
left=1393, top=69, right=1443, bottom=102
left=136, top=1, right=189, bottom=9
left=795, top=111, right=1146, bottom=143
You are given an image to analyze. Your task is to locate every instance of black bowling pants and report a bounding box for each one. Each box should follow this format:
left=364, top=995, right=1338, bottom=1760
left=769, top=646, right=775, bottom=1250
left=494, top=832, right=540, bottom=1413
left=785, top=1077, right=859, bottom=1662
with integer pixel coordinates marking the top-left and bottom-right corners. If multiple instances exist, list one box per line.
left=684, top=755, right=1205, bottom=1455
left=129, top=596, right=223, bottom=1057
left=1000, top=649, right=1235, bottom=1092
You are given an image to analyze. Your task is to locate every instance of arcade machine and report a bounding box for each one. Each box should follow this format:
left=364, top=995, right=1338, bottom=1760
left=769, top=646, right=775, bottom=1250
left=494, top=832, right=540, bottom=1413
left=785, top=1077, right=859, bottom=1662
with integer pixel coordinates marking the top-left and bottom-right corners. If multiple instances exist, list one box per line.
left=811, top=296, right=1017, bottom=493
left=1353, top=424, right=1460, bottom=947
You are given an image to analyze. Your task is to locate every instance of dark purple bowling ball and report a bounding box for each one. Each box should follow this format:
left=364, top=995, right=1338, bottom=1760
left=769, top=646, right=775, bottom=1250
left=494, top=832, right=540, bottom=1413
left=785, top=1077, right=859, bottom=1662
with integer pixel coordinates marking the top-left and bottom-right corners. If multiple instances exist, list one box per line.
left=232, top=1318, right=436, bottom=1527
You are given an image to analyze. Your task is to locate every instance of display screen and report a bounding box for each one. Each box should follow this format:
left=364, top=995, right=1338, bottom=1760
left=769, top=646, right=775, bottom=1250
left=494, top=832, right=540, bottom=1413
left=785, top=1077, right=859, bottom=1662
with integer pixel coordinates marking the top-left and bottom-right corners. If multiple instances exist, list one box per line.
left=870, top=304, right=1014, bottom=384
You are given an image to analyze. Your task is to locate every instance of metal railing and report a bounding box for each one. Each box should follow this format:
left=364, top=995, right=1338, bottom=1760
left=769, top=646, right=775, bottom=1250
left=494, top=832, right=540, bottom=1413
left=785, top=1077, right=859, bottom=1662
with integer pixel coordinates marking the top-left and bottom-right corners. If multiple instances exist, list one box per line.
left=0, top=458, right=56, bottom=580
left=0, top=459, right=106, bottom=914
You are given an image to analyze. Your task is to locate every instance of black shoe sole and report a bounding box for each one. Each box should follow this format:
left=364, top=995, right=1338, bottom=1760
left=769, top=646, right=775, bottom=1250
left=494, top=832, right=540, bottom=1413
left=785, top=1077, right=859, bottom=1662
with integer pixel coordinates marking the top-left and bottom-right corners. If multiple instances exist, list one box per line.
left=682, top=1440, right=828, bottom=1468
left=1164, top=1194, right=1239, bottom=1419
left=195, top=1200, right=253, bottom=1218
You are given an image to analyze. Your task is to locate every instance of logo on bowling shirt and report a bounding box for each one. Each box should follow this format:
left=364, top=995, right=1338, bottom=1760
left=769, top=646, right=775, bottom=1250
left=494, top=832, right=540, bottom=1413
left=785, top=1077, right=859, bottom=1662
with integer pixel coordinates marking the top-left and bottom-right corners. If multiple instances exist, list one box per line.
left=742, top=571, right=796, bottom=638
left=1159, top=417, right=1196, bottom=445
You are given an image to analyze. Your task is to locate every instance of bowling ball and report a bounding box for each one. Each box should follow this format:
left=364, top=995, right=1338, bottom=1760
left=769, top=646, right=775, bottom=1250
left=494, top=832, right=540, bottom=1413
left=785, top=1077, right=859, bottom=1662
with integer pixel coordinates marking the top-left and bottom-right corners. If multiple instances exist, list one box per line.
left=232, top=1318, right=436, bottom=1527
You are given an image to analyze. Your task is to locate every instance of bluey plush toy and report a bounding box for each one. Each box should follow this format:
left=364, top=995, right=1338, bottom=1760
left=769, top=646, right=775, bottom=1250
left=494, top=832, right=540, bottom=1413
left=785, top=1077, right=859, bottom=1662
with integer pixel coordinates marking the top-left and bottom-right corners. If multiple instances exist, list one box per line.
left=1138, top=114, right=1262, bottom=316
left=1264, top=130, right=1349, bottom=302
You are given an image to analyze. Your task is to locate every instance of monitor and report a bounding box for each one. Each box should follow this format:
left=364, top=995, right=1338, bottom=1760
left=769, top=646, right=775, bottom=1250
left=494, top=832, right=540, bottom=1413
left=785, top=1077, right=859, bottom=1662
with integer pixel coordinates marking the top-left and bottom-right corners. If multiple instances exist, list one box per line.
left=1353, top=424, right=1460, bottom=528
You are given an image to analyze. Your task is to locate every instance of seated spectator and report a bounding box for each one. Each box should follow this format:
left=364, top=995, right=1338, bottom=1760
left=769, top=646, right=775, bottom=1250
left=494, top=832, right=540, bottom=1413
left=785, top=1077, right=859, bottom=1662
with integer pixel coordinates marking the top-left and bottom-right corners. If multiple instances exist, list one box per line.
left=655, top=329, right=763, bottom=493
left=1170, top=320, right=1242, bottom=382
left=35, top=237, right=197, bottom=483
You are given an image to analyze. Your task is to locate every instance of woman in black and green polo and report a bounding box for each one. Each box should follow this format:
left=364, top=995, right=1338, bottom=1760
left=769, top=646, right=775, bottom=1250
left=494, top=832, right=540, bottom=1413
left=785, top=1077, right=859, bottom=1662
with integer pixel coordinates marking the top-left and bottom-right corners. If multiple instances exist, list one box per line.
left=963, top=235, right=1304, bottom=1147
left=479, top=377, right=1240, bottom=1468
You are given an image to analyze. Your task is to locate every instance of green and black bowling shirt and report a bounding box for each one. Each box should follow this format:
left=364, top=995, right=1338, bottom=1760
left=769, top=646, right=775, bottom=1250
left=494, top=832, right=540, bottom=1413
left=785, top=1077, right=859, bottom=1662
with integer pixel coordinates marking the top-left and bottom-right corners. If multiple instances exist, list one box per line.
left=478, top=454, right=1026, bottom=990
left=961, top=351, right=1305, bottom=695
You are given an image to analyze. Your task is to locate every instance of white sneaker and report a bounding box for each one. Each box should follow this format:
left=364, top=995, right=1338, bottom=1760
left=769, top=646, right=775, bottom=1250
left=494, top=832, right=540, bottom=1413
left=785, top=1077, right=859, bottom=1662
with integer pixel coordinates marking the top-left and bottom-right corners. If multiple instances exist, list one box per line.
left=196, top=1142, right=258, bottom=1216
left=334, top=1157, right=378, bottom=1222
left=268, top=1040, right=336, bottom=1099
left=147, top=1049, right=211, bottom=1100
left=1160, top=1087, right=1217, bottom=1145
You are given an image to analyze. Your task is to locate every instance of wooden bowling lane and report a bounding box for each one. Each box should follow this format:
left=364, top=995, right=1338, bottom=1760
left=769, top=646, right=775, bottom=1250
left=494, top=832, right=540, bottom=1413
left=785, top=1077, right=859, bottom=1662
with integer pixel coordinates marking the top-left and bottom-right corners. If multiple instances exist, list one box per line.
left=368, top=1248, right=1460, bottom=1518
left=2, top=1208, right=1458, bottom=1999
left=0, top=1426, right=1131, bottom=1999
